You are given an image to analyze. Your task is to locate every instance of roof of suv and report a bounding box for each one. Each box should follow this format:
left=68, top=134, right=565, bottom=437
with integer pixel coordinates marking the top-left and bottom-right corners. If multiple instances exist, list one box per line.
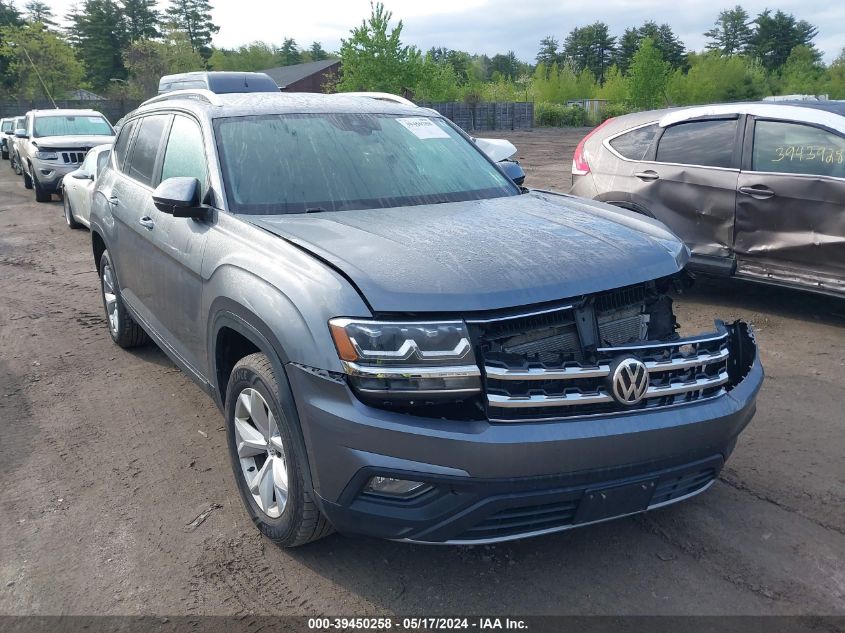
left=134, top=91, right=428, bottom=120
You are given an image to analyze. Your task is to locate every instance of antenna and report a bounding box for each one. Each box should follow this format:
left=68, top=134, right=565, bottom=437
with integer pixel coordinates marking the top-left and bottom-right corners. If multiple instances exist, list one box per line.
left=17, top=43, right=58, bottom=108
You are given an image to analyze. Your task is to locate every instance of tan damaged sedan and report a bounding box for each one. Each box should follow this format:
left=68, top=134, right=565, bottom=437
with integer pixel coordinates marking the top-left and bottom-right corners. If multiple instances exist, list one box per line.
left=569, top=101, right=845, bottom=298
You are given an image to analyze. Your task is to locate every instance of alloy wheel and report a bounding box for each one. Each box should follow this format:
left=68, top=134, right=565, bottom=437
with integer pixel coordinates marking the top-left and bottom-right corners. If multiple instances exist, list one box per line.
left=234, top=387, right=289, bottom=518
left=101, top=262, right=119, bottom=335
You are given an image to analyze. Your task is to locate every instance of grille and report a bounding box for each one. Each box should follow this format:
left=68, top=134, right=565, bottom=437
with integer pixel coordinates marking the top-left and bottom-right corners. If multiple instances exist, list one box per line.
left=451, top=467, right=716, bottom=542
left=474, top=284, right=732, bottom=421
left=61, top=151, right=86, bottom=164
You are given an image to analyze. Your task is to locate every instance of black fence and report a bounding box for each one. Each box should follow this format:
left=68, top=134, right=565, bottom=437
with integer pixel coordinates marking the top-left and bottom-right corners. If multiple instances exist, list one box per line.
left=1, top=99, right=534, bottom=131
left=0, top=99, right=143, bottom=124
left=419, top=101, right=534, bottom=131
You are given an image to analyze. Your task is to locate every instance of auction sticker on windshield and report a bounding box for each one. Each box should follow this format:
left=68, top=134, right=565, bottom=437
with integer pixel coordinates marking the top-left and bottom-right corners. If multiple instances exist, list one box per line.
left=397, top=117, right=450, bottom=139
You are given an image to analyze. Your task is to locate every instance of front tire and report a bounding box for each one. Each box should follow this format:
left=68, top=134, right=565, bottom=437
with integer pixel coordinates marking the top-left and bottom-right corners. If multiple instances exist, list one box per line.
left=22, top=165, right=32, bottom=189
left=33, top=172, right=51, bottom=202
left=98, top=250, right=148, bottom=348
left=225, top=353, right=333, bottom=547
left=63, top=189, right=83, bottom=229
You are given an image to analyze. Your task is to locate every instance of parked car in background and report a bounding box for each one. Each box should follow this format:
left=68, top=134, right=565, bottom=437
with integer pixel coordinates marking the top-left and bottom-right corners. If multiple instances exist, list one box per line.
left=1, top=117, right=15, bottom=159
left=89, top=89, right=761, bottom=547
left=61, top=144, right=111, bottom=229
left=158, top=71, right=280, bottom=94
left=9, top=116, right=26, bottom=174
left=569, top=102, right=845, bottom=298
left=17, top=109, right=115, bottom=202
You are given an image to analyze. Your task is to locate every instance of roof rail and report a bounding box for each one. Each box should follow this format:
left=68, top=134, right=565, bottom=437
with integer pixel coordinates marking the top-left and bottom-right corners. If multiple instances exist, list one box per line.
left=140, top=89, right=223, bottom=108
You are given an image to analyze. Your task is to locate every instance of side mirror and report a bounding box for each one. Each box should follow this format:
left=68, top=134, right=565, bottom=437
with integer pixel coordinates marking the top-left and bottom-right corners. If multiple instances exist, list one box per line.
left=15, top=129, right=27, bottom=138
left=499, top=159, right=525, bottom=186
left=152, top=177, right=206, bottom=218
left=71, top=169, right=93, bottom=180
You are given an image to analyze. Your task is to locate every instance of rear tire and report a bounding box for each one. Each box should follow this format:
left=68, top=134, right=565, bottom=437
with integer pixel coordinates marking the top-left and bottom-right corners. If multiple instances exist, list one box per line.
left=1, top=149, right=8, bottom=160
left=226, top=353, right=333, bottom=547
left=63, top=189, right=83, bottom=229
left=98, top=249, right=149, bottom=348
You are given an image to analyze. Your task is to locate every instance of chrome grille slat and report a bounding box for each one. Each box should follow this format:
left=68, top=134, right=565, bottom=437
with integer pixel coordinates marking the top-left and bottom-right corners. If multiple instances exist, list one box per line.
left=487, top=372, right=728, bottom=408
left=484, top=347, right=728, bottom=381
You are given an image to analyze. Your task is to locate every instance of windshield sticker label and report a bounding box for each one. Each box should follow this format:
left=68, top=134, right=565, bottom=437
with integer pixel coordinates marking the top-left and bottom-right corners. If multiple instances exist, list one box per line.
left=397, top=117, right=450, bottom=139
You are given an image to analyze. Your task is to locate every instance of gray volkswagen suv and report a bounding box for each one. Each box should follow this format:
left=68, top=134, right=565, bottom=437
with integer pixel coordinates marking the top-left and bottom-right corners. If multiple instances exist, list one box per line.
left=90, top=90, right=763, bottom=546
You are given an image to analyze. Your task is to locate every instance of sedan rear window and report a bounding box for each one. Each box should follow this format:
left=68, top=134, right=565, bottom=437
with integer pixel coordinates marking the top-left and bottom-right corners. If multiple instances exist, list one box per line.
left=214, top=113, right=518, bottom=214
left=656, top=119, right=737, bottom=168
left=608, top=124, right=657, bottom=160
left=33, top=115, right=113, bottom=138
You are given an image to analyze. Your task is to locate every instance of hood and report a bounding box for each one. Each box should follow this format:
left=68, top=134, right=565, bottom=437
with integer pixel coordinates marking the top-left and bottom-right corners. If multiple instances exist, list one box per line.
left=33, top=135, right=115, bottom=150
left=250, top=192, right=689, bottom=314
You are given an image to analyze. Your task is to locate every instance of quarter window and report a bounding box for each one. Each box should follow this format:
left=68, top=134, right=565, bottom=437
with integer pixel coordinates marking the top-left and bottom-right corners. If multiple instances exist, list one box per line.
left=126, top=115, right=169, bottom=186
left=112, top=119, right=136, bottom=173
left=161, top=116, right=207, bottom=189
left=656, top=119, right=738, bottom=168
left=96, top=150, right=110, bottom=176
left=752, top=120, right=845, bottom=179
left=609, top=124, right=657, bottom=160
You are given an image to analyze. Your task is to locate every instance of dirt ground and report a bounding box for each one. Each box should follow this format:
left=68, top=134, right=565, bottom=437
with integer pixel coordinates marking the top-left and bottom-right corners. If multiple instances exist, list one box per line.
left=1, top=128, right=844, bottom=617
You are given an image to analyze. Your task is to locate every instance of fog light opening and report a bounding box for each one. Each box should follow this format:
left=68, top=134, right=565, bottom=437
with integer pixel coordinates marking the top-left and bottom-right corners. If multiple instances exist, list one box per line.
left=364, top=476, right=431, bottom=498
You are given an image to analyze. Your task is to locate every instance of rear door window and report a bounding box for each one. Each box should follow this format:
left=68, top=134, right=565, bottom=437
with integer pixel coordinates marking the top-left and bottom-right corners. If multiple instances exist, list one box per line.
left=126, top=115, right=169, bottom=186
left=112, top=119, right=136, bottom=172
left=608, top=124, right=657, bottom=160
left=656, top=119, right=738, bottom=168
left=752, top=120, right=845, bottom=179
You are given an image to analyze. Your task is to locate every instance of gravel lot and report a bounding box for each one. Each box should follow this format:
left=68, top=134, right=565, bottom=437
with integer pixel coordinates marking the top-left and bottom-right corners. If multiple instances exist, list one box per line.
left=1, top=128, right=843, bottom=617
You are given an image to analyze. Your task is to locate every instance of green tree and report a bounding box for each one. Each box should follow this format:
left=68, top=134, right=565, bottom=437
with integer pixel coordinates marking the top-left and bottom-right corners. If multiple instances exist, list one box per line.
left=596, top=64, right=628, bottom=102
left=337, top=2, right=419, bottom=93
left=165, top=0, right=219, bottom=61
left=0, top=0, right=23, bottom=90
left=414, top=54, right=461, bottom=101
left=823, top=49, right=845, bottom=99
left=309, top=41, right=328, bottom=61
left=704, top=5, right=752, bottom=56
left=208, top=41, right=279, bottom=71
left=666, top=51, right=767, bottom=104
left=279, top=37, right=301, bottom=65
left=0, top=22, right=86, bottom=98
left=627, top=37, right=669, bottom=110
left=563, top=22, right=616, bottom=84
left=23, top=1, right=56, bottom=28
left=489, top=51, right=522, bottom=80
left=536, top=35, right=561, bottom=69
left=779, top=45, right=825, bottom=94
left=746, top=9, right=819, bottom=72
left=121, top=0, right=159, bottom=41
left=617, top=21, right=685, bottom=73
left=71, top=0, right=129, bottom=90
left=125, top=26, right=203, bottom=97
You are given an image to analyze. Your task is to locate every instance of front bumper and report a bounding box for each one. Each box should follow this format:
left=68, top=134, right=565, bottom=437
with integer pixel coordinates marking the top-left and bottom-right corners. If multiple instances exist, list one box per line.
left=29, top=158, right=75, bottom=192
left=288, top=337, right=762, bottom=544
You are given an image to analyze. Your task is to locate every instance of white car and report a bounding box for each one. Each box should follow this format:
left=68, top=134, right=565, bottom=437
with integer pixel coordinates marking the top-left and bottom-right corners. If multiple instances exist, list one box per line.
left=61, top=144, right=111, bottom=229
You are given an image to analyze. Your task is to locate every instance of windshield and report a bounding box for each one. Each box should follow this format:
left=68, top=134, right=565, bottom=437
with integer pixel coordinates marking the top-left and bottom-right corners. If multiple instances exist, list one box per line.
left=1, top=120, right=12, bottom=133
left=214, top=113, right=518, bottom=214
left=33, top=115, right=113, bottom=138
left=14, top=117, right=24, bottom=130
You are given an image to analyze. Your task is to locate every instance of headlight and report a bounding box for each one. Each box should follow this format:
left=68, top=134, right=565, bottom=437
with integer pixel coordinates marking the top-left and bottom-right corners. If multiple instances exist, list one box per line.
left=35, top=151, right=58, bottom=160
left=328, top=318, right=481, bottom=400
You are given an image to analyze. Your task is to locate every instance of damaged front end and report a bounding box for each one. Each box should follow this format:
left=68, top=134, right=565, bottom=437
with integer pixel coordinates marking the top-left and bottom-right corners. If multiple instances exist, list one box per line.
left=469, top=275, right=759, bottom=421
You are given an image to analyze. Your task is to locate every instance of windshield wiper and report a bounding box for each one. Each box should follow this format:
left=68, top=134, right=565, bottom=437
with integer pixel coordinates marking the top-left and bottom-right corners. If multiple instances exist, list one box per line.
left=305, top=207, right=334, bottom=213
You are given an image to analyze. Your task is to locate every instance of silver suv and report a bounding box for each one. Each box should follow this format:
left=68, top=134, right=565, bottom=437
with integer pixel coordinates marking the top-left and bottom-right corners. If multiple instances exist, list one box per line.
left=90, top=90, right=763, bottom=547
left=17, top=109, right=115, bottom=202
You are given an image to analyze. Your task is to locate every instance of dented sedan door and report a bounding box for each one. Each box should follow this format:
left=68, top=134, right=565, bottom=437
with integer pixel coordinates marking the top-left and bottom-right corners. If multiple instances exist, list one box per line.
left=734, top=117, right=845, bottom=296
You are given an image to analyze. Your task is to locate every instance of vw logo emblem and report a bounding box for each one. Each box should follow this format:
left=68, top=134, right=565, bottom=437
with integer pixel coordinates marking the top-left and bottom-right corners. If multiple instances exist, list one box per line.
left=610, top=357, right=650, bottom=405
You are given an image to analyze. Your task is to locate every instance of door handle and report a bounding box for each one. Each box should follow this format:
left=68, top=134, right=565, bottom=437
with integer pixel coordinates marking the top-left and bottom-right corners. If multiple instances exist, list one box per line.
left=108, top=196, right=119, bottom=206
left=634, top=170, right=659, bottom=182
left=738, top=185, right=775, bottom=200
left=138, top=216, right=155, bottom=230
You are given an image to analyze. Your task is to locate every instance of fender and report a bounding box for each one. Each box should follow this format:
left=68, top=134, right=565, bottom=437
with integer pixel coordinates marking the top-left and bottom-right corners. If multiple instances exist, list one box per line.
left=208, top=301, right=317, bottom=490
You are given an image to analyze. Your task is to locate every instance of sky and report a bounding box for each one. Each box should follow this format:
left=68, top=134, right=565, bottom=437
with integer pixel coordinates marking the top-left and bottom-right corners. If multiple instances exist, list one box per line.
left=45, top=0, right=844, bottom=64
